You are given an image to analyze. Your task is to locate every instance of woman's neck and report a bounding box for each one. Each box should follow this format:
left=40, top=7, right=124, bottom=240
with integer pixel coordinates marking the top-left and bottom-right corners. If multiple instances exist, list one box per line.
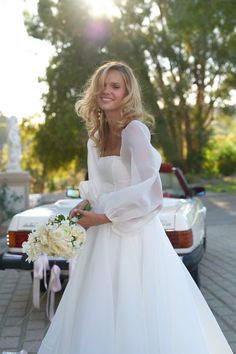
left=105, top=111, right=121, bottom=134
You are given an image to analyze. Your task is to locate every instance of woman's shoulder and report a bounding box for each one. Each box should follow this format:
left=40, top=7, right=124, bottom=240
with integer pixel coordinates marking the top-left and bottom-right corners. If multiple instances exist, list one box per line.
left=122, top=119, right=150, bottom=141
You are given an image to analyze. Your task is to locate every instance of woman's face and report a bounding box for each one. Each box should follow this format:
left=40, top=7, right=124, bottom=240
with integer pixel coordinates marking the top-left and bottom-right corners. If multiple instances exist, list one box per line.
left=97, top=69, right=127, bottom=114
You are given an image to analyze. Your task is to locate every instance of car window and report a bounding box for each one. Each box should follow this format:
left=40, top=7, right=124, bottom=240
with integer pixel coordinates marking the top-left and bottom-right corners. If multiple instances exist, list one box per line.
left=160, top=172, right=185, bottom=197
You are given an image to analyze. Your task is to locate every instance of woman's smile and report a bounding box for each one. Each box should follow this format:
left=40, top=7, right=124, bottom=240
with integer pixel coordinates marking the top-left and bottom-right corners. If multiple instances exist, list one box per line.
left=97, top=69, right=127, bottom=114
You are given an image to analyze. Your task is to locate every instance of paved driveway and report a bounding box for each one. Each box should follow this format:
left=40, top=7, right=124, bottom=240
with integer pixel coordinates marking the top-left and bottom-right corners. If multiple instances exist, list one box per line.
left=0, top=192, right=236, bottom=353
left=199, top=193, right=236, bottom=353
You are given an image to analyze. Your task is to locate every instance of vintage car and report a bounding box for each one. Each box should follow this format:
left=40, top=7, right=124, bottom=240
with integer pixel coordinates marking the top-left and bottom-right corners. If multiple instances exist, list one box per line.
left=0, top=163, right=206, bottom=286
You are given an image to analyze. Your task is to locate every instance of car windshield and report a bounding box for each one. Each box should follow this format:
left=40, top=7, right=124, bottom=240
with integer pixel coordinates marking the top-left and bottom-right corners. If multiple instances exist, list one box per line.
left=160, top=172, right=185, bottom=197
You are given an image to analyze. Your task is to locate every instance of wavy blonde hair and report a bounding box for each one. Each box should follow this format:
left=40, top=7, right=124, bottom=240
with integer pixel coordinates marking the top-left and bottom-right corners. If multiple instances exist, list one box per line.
left=75, top=61, right=153, bottom=153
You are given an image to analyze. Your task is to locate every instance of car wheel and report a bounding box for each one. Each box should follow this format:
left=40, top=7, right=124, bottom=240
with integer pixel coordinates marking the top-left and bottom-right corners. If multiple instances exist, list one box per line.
left=190, top=266, right=200, bottom=287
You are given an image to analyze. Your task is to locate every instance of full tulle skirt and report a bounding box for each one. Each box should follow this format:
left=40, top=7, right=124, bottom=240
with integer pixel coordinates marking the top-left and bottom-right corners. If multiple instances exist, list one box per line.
left=38, top=216, right=232, bottom=354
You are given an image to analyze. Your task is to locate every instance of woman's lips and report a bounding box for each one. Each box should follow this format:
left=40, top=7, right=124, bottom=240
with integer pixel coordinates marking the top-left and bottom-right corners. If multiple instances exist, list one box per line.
left=100, top=96, right=113, bottom=102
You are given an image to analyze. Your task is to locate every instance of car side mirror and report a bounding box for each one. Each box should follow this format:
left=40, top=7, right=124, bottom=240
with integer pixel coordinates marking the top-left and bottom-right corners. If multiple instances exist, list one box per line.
left=191, top=186, right=206, bottom=196
left=66, top=188, right=80, bottom=198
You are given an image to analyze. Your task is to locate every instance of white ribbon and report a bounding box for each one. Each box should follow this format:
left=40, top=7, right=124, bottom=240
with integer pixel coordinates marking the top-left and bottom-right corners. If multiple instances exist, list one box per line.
left=46, top=264, right=62, bottom=321
left=33, top=254, right=49, bottom=309
left=68, top=255, right=78, bottom=277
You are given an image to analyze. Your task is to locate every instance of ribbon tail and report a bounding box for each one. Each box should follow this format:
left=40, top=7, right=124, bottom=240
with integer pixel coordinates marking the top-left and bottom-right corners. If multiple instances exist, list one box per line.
left=46, top=265, right=62, bottom=321
left=33, top=254, right=49, bottom=309
left=33, top=277, right=40, bottom=309
left=68, top=255, right=78, bottom=277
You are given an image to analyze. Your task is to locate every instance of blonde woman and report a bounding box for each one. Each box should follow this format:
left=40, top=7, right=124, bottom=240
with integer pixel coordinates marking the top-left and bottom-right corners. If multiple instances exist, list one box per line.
left=38, top=62, right=232, bottom=354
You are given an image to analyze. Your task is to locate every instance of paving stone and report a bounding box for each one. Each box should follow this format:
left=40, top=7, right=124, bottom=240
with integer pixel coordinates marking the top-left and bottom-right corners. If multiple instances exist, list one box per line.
left=12, top=295, right=30, bottom=301
left=0, top=336, right=19, bottom=349
left=29, top=312, right=47, bottom=321
left=2, top=326, right=22, bottom=336
left=0, top=299, right=10, bottom=306
left=228, top=342, right=236, bottom=354
left=7, top=308, right=26, bottom=317
left=223, top=330, right=236, bottom=343
left=0, top=306, right=8, bottom=315
left=27, top=320, right=49, bottom=330
left=25, top=329, right=46, bottom=341
left=10, top=301, right=27, bottom=309
left=0, top=294, right=13, bottom=300
left=23, top=340, right=42, bottom=353
left=5, top=317, right=24, bottom=326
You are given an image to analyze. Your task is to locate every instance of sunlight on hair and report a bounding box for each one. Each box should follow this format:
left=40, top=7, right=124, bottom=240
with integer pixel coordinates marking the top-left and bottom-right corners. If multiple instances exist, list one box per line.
left=85, top=0, right=120, bottom=18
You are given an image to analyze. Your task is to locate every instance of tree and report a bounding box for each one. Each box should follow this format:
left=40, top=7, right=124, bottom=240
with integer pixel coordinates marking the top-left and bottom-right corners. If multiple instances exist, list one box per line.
left=0, top=112, right=8, bottom=171
left=19, top=116, right=47, bottom=192
left=24, top=0, right=111, bottom=176
left=114, top=0, right=236, bottom=170
left=25, top=0, right=236, bottom=174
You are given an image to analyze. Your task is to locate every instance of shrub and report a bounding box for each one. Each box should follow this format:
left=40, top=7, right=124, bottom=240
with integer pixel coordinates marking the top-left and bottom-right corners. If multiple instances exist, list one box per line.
left=217, top=143, right=236, bottom=176
left=0, top=183, right=21, bottom=225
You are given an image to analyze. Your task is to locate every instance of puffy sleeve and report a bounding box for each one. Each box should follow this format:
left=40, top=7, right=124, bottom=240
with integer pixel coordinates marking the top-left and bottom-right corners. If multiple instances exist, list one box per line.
left=79, top=139, right=101, bottom=205
left=101, top=120, right=163, bottom=236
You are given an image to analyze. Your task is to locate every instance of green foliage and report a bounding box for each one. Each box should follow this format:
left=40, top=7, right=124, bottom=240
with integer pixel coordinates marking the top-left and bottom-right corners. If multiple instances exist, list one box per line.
left=24, top=0, right=236, bottom=178
left=24, top=0, right=110, bottom=175
left=0, top=112, right=8, bottom=171
left=217, top=143, right=236, bottom=176
left=204, top=177, right=236, bottom=193
left=202, top=144, right=219, bottom=177
left=0, top=183, right=21, bottom=225
left=120, top=0, right=236, bottom=171
left=19, top=116, right=47, bottom=192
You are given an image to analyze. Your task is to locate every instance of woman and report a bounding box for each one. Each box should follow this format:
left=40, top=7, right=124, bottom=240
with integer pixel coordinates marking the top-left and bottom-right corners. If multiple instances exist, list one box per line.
left=38, top=61, right=233, bottom=354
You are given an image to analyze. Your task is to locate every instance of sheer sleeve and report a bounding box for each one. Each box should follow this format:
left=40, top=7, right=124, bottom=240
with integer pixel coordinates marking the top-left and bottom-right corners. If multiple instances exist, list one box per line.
left=101, top=120, right=163, bottom=236
left=79, top=139, right=100, bottom=206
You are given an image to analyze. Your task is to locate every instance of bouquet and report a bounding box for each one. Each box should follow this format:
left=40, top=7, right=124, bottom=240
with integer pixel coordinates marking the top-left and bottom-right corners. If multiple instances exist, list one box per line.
left=23, top=214, right=87, bottom=263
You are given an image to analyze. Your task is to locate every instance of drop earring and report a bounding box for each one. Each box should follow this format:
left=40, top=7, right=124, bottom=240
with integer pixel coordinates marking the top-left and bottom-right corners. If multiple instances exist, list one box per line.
left=98, top=108, right=101, bottom=120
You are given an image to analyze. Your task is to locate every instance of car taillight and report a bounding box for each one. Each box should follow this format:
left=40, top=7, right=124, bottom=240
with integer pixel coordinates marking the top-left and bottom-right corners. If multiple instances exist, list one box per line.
left=165, top=229, right=193, bottom=248
left=7, top=231, right=31, bottom=248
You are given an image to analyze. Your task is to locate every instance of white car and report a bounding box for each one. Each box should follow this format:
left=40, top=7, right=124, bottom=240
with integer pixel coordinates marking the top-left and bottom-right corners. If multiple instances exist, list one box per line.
left=0, top=163, right=206, bottom=286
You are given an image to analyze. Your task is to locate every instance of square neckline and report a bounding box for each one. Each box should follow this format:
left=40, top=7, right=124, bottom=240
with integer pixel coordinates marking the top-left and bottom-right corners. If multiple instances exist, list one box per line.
left=98, top=119, right=140, bottom=159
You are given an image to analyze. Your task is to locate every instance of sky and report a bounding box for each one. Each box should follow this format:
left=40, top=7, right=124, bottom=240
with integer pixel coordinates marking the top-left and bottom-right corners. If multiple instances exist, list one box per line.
left=0, top=0, right=54, bottom=120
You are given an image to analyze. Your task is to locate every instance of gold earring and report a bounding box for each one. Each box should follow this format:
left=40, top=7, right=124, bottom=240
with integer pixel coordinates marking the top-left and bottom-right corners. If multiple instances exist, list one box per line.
left=98, top=108, right=101, bottom=120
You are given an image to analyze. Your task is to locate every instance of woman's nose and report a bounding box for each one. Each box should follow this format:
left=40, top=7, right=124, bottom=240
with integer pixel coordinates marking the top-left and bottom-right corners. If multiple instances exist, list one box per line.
left=103, top=85, right=110, bottom=94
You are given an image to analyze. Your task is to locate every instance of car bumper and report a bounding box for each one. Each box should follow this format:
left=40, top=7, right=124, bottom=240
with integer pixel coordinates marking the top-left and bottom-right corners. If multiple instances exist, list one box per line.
left=0, top=241, right=205, bottom=272
left=179, top=242, right=205, bottom=271
left=0, top=252, right=69, bottom=271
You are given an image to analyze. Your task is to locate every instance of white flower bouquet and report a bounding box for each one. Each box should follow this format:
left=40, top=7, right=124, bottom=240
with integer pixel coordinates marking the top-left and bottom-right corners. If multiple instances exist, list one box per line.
left=22, top=214, right=87, bottom=262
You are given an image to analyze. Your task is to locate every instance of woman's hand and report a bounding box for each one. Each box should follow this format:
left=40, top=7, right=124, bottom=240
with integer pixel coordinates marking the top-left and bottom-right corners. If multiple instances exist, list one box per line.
left=76, top=209, right=111, bottom=230
left=69, top=199, right=89, bottom=219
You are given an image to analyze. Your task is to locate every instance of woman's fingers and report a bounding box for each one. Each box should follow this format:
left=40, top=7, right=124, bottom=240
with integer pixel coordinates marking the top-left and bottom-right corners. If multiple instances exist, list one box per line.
left=69, top=200, right=89, bottom=218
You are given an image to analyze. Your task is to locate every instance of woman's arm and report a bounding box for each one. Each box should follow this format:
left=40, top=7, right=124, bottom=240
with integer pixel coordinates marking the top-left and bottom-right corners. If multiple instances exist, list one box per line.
left=69, top=199, right=111, bottom=230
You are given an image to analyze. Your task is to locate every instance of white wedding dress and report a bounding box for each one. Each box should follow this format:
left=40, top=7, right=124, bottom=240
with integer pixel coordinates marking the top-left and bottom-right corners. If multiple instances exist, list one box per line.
left=38, top=120, right=233, bottom=354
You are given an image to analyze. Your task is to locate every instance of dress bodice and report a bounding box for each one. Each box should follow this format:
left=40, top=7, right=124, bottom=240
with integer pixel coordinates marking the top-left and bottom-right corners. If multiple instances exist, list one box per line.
left=97, top=156, right=131, bottom=193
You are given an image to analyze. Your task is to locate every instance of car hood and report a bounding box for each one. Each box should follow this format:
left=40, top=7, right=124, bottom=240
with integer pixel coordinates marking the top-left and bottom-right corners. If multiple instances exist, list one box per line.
left=9, top=197, right=190, bottom=231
